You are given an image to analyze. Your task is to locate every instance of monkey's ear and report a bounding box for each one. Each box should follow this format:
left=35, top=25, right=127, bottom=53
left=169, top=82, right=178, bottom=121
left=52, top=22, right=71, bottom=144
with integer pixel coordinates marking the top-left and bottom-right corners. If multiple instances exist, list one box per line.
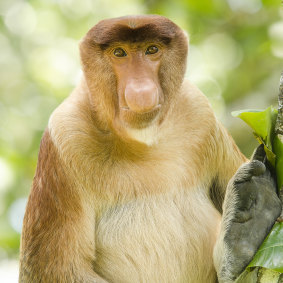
left=182, top=30, right=190, bottom=43
left=78, top=35, right=89, bottom=51
left=78, top=37, right=84, bottom=47
left=78, top=37, right=86, bottom=55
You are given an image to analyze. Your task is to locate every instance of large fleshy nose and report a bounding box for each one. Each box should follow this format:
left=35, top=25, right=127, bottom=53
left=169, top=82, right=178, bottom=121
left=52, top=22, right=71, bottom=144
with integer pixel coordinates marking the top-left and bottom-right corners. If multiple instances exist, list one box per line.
left=124, top=79, right=159, bottom=113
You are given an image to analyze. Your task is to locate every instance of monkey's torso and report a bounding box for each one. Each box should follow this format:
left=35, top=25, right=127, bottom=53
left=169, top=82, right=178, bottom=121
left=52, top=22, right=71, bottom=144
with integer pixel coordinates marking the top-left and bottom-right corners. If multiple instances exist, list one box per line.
left=20, top=80, right=244, bottom=283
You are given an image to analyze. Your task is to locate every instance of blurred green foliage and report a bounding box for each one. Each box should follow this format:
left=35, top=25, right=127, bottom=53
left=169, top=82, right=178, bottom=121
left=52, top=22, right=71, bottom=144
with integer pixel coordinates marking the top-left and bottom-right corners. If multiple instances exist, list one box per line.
left=0, top=0, right=282, bottom=260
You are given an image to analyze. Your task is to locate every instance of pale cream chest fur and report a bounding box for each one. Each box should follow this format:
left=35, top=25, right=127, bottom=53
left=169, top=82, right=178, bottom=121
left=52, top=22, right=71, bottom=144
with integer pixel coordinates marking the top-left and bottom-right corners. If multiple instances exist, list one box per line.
left=94, top=187, right=220, bottom=283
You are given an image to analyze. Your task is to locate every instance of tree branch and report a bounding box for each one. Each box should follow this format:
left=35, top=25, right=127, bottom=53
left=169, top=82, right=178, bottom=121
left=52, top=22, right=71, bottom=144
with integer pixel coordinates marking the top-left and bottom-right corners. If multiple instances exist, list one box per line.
left=275, top=72, right=283, bottom=137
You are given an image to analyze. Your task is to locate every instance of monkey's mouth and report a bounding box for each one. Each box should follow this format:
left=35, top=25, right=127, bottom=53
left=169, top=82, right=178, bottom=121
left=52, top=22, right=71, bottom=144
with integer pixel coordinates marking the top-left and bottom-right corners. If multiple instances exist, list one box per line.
left=119, top=104, right=161, bottom=129
left=121, top=104, right=161, bottom=114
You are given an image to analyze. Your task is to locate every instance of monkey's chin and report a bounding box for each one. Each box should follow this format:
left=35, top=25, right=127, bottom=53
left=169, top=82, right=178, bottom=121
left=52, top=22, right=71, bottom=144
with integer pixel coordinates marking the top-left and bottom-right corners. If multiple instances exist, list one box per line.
left=116, top=107, right=161, bottom=146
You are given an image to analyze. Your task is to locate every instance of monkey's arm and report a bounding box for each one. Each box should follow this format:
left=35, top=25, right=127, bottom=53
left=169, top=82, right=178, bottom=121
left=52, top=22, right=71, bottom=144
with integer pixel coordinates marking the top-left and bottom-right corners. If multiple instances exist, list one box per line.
left=19, top=130, right=107, bottom=283
left=213, top=146, right=282, bottom=282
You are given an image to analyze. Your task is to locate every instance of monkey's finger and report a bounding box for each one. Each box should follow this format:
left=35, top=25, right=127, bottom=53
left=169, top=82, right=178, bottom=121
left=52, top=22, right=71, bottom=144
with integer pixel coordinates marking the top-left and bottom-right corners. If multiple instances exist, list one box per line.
left=234, top=160, right=266, bottom=184
left=252, top=145, right=275, bottom=180
left=251, top=144, right=266, bottom=163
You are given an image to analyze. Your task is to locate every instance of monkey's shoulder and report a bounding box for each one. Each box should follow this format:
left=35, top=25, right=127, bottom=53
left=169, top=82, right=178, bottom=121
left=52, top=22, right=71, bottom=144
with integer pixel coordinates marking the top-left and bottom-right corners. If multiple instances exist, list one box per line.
left=173, top=79, right=219, bottom=140
left=181, top=79, right=214, bottom=112
left=176, top=79, right=217, bottom=129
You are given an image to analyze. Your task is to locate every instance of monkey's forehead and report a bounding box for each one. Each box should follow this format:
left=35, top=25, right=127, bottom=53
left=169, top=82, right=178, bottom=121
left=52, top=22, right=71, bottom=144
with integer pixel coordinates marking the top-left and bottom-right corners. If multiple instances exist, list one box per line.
left=85, top=15, right=182, bottom=46
left=95, top=15, right=177, bottom=29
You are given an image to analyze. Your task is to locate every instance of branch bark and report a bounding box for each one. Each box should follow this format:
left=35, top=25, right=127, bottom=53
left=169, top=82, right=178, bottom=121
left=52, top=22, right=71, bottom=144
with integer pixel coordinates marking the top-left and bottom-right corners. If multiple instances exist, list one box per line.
left=275, top=72, right=283, bottom=138
left=276, top=73, right=283, bottom=223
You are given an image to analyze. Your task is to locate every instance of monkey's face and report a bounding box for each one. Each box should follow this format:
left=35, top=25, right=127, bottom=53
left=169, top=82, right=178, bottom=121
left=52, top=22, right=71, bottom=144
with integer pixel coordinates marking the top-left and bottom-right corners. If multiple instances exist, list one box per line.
left=108, top=42, right=164, bottom=129
left=80, top=15, right=188, bottom=140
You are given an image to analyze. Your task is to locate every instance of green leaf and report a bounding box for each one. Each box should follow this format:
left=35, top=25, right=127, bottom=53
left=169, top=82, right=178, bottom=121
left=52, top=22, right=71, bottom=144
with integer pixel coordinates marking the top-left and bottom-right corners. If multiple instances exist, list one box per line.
left=247, top=222, right=283, bottom=273
left=273, top=135, right=283, bottom=190
left=264, top=145, right=276, bottom=168
left=236, top=268, right=281, bottom=283
left=232, top=107, right=277, bottom=151
left=252, top=135, right=276, bottom=167
left=232, top=107, right=278, bottom=167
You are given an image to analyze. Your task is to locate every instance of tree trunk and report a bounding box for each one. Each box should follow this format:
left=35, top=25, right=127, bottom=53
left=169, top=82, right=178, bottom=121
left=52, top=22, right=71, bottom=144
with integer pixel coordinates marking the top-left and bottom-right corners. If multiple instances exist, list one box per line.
left=276, top=72, right=283, bottom=222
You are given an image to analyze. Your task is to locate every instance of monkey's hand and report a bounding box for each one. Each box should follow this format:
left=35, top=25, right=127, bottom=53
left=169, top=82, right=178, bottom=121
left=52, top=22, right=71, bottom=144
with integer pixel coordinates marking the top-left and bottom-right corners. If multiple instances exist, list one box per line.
left=214, top=145, right=282, bottom=283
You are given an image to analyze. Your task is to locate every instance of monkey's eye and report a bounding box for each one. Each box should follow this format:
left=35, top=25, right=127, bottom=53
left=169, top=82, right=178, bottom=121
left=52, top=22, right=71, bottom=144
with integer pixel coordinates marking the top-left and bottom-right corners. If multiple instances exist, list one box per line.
left=113, top=48, right=127, bottom=57
left=145, top=45, right=159, bottom=55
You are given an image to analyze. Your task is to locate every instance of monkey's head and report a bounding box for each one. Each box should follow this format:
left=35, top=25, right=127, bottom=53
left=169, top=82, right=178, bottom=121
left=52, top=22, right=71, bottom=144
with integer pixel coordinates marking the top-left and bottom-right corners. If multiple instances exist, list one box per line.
left=80, top=15, right=188, bottom=143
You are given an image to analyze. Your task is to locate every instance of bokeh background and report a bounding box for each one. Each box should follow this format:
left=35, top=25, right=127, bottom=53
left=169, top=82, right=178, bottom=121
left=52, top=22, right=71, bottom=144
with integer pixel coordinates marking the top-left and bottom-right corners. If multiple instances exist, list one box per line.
left=0, top=0, right=282, bottom=281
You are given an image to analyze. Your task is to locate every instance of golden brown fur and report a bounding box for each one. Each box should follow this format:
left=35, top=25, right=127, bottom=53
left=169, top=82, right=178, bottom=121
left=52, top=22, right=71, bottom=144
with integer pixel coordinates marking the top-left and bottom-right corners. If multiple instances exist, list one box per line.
left=19, top=15, right=247, bottom=283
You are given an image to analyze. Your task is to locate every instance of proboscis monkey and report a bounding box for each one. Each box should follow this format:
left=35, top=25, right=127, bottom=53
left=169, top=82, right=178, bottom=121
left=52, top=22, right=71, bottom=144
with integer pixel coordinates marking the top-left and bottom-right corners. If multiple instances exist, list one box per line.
left=19, top=15, right=281, bottom=283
